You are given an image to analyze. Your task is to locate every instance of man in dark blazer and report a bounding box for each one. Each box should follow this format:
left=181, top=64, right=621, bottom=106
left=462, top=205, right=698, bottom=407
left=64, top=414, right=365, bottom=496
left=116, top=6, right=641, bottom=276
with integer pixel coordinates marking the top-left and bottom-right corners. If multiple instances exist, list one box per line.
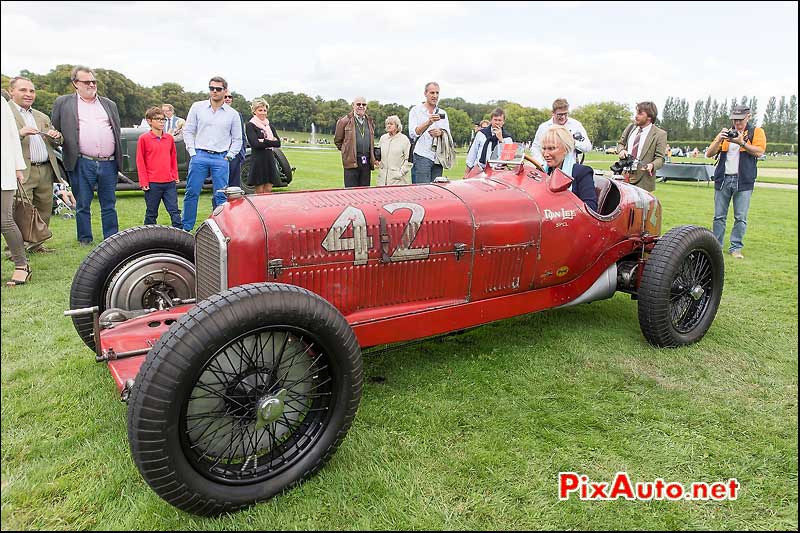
left=616, top=101, right=668, bottom=192
left=51, top=65, right=122, bottom=245
left=7, top=76, right=74, bottom=252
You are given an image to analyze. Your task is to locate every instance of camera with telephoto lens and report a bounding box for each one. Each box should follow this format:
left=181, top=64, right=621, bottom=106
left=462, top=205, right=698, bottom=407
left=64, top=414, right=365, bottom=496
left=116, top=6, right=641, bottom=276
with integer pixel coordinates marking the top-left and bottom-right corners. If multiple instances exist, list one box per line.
left=572, top=132, right=585, bottom=142
left=725, top=128, right=739, bottom=139
left=610, top=155, right=637, bottom=174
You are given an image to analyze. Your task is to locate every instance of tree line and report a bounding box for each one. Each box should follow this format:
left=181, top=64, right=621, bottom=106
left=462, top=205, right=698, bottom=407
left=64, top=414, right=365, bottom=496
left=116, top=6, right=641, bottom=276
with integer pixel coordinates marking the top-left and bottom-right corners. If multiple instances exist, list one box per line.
left=661, top=95, right=798, bottom=145
left=2, top=65, right=797, bottom=150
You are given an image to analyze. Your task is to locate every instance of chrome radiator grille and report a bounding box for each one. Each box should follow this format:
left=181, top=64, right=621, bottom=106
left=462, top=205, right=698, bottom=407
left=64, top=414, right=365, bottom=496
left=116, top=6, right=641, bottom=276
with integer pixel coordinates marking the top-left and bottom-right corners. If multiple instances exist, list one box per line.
left=195, top=220, right=228, bottom=301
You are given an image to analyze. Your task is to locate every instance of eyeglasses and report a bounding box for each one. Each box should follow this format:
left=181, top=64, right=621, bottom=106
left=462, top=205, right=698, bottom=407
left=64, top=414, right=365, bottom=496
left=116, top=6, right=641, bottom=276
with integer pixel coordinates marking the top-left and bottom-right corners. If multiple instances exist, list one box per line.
left=151, top=117, right=166, bottom=122
left=554, top=112, right=568, bottom=118
left=76, top=80, right=97, bottom=86
left=208, top=86, right=225, bottom=92
left=355, top=103, right=367, bottom=107
left=224, top=95, right=233, bottom=99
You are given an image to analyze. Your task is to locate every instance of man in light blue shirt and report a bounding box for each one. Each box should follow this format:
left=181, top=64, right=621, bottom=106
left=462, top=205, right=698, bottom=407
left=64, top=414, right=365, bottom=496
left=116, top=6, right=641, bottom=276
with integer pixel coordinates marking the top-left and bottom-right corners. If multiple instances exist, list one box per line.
left=181, top=76, right=242, bottom=231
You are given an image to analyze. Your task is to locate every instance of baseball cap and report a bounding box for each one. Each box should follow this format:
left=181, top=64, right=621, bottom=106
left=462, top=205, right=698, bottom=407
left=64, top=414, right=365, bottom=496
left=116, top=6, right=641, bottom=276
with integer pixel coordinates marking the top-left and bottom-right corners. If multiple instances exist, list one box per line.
left=730, top=105, right=751, bottom=119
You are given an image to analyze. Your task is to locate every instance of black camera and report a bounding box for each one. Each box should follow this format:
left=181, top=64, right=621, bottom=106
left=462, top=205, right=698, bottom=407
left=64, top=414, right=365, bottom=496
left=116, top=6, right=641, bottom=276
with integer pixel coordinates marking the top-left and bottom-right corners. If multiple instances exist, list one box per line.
left=434, top=109, right=446, bottom=120
left=610, top=155, right=636, bottom=174
left=725, top=129, right=739, bottom=139
left=572, top=132, right=585, bottom=142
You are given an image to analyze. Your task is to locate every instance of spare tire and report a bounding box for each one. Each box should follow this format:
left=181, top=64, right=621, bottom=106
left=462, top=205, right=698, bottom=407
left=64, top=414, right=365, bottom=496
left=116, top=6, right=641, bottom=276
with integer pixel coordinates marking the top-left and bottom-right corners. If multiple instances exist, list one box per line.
left=68, top=226, right=196, bottom=351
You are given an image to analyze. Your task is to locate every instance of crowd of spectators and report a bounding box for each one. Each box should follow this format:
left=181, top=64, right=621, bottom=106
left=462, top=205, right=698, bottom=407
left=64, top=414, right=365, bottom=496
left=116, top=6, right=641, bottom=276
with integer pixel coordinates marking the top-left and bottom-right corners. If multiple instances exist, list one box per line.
left=2, top=67, right=771, bottom=287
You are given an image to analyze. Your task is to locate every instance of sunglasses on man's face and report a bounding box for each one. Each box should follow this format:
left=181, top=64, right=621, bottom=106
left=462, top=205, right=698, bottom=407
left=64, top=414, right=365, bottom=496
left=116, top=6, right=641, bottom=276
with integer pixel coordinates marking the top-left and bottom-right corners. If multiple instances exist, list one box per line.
left=355, top=103, right=367, bottom=107
left=209, top=86, right=225, bottom=92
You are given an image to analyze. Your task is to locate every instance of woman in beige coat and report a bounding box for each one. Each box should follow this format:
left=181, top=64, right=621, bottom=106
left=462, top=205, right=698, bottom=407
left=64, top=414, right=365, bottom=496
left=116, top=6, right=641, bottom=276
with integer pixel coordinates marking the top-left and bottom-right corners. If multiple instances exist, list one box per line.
left=376, top=115, right=412, bottom=186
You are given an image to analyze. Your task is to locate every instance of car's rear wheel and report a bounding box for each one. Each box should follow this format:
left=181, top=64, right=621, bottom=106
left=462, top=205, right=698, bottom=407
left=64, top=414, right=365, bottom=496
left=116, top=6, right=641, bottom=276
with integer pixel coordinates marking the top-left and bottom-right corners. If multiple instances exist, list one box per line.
left=240, top=149, right=293, bottom=195
left=69, top=226, right=195, bottom=351
left=127, top=283, right=362, bottom=516
left=638, top=225, right=724, bottom=347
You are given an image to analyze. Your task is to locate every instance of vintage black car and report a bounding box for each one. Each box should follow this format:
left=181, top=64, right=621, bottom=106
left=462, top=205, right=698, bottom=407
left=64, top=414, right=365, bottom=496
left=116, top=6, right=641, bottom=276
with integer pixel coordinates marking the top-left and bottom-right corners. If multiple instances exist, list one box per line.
left=56, top=126, right=293, bottom=193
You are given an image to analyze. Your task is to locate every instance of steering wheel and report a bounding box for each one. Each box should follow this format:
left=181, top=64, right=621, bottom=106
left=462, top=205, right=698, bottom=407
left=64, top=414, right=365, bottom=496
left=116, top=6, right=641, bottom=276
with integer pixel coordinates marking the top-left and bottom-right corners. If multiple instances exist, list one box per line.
left=523, top=153, right=545, bottom=172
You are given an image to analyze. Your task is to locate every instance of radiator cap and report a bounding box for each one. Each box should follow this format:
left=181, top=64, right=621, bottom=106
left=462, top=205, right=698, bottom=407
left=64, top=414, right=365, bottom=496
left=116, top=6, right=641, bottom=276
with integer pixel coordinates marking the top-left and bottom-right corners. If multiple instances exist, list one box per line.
left=221, top=186, right=245, bottom=199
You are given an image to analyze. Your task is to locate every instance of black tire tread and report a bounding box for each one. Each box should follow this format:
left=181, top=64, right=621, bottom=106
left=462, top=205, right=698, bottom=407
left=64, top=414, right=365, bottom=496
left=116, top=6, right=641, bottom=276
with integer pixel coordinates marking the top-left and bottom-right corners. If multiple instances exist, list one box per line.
left=638, top=225, right=724, bottom=347
left=127, top=283, right=362, bottom=516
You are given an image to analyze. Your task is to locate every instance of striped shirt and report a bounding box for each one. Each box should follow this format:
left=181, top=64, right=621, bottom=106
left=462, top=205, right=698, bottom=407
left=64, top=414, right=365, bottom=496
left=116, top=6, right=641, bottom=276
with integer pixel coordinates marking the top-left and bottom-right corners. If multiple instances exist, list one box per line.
left=13, top=103, right=48, bottom=163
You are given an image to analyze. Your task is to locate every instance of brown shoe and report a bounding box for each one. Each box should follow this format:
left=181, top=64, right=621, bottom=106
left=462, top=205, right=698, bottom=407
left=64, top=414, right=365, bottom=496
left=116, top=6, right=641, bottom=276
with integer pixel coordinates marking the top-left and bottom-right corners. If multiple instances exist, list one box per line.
left=27, top=244, right=56, bottom=254
left=730, top=250, right=744, bottom=259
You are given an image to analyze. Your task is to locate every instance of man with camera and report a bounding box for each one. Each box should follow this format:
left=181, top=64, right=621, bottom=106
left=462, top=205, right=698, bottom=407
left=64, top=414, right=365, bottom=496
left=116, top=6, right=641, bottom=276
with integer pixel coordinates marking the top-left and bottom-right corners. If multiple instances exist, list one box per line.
left=705, top=105, right=766, bottom=260
left=334, top=96, right=377, bottom=188
left=465, top=108, right=513, bottom=174
left=531, top=98, right=591, bottom=166
left=408, top=82, right=451, bottom=184
left=615, top=101, right=667, bottom=192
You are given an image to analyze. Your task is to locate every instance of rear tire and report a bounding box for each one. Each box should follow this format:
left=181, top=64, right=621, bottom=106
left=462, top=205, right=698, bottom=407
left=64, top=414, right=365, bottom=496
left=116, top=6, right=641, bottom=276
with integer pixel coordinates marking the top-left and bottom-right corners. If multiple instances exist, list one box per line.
left=638, top=225, right=724, bottom=347
left=274, top=148, right=292, bottom=186
left=69, top=226, right=195, bottom=350
left=127, top=283, right=363, bottom=516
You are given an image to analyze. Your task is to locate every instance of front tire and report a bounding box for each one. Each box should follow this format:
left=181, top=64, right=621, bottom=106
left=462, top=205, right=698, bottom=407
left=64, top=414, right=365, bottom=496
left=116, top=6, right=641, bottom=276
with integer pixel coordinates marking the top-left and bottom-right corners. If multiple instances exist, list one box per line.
left=127, top=283, right=363, bottom=516
left=638, top=225, right=724, bottom=347
left=69, top=226, right=195, bottom=350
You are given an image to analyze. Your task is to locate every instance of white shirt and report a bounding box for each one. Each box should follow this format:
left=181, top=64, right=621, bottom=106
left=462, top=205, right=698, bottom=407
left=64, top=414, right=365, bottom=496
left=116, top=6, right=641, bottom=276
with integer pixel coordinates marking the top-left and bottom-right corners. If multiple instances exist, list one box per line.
left=2, top=100, right=26, bottom=191
left=466, top=130, right=513, bottom=169
left=531, top=117, right=592, bottom=164
left=625, top=123, right=653, bottom=158
left=13, top=102, right=49, bottom=163
left=725, top=139, right=742, bottom=175
left=408, top=103, right=450, bottom=162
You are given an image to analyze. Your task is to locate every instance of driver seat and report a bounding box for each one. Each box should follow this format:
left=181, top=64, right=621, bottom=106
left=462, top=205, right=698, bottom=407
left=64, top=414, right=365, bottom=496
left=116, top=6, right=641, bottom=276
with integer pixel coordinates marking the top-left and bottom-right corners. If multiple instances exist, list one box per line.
left=592, top=176, right=619, bottom=216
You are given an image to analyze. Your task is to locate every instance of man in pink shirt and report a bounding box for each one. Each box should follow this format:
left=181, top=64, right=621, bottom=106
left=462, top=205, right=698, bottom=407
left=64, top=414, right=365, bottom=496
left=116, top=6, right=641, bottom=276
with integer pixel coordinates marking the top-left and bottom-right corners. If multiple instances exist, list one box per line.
left=52, top=65, right=122, bottom=246
left=137, top=106, right=181, bottom=228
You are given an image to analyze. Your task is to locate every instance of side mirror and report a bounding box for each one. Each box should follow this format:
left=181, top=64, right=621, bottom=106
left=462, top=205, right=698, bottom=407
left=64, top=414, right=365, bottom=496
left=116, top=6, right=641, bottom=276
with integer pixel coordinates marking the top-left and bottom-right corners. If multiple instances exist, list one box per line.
left=548, top=167, right=573, bottom=193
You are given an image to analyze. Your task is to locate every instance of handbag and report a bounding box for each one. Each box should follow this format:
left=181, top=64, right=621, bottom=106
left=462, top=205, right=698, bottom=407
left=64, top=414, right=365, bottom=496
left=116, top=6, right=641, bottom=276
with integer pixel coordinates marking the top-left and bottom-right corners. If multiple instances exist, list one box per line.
left=13, top=187, right=52, bottom=244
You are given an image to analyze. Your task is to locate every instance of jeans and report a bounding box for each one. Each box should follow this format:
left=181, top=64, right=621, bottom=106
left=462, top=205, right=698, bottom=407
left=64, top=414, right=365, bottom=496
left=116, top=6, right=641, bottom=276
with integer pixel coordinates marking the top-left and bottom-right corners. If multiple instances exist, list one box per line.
left=713, top=174, right=753, bottom=253
left=144, top=182, right=182, bottom=228
left=69, top=157, right=119, bottom=243
left=412, top=155, right=442, bottom=184
left=182, top=150, right=229, bottom=231
left=228, top=154, right=243, bottom=188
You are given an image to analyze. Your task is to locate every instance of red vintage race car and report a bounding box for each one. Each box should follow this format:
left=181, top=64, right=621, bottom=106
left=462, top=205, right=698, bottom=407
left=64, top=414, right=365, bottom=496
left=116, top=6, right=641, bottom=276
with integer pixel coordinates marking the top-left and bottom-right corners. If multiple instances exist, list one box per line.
left=65, top=144, right=724, bottom=516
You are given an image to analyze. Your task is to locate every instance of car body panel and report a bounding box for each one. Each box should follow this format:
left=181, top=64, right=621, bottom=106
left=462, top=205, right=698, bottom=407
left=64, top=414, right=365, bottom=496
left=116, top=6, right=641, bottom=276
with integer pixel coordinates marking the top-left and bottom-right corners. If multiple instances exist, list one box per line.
left=96, top=158, right=661, bottom=393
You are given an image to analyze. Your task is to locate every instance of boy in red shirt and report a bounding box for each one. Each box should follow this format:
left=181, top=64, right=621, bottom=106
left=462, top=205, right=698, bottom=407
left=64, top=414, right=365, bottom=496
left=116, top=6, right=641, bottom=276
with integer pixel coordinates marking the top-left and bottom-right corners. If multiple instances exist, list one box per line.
left=137, top=106, right=181, bottom=228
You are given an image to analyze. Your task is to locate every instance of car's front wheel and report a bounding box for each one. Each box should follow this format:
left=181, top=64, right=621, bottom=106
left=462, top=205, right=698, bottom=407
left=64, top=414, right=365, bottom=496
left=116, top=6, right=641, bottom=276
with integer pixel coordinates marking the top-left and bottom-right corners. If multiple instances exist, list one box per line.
left=127, top=283, right=363, bottom=515
left=638, top=225, right=724, bottom=347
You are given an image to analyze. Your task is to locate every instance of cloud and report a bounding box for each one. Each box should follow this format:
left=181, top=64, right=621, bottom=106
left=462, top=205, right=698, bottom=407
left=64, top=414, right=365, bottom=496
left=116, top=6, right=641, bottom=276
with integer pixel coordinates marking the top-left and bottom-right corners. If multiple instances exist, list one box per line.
left=2, top=0, right=796, bottom=124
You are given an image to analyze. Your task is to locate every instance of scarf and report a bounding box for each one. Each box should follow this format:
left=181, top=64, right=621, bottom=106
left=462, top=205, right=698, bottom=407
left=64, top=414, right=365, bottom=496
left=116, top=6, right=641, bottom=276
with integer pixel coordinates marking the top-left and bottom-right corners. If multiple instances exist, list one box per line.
left=250, top=116, right=275, bottom=140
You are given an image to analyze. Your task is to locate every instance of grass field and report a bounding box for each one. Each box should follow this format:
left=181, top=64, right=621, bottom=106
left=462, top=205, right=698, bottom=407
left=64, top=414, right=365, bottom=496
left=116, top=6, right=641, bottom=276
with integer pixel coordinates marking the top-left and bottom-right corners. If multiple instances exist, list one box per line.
left=1, top=148, right=797, bottom=530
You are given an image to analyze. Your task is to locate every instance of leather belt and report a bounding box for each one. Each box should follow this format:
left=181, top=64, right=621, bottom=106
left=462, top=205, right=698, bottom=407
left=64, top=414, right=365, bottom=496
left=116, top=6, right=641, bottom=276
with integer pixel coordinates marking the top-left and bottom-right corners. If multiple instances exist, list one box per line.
left=30, top=161, right=49, bottom=166
left=80, top=154, right=115, bottom=161
left=197, top=149, right=224, bottom=155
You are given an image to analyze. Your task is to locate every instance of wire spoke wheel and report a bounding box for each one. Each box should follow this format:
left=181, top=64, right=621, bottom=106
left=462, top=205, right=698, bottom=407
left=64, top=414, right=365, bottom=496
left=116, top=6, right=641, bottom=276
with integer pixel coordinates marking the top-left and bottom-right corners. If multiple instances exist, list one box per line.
left=183, top=327, right=334, bottom=484
left=638, top=225, right=724, bottom=347
left=128, top=283, right=362, bottom=516
left=668, top=250, right=714, bottom=334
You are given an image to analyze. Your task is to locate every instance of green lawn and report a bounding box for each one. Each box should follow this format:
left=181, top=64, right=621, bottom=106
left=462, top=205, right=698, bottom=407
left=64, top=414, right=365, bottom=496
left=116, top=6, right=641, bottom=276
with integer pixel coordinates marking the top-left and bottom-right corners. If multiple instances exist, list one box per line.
left=1, top=150, right=797, bottom=530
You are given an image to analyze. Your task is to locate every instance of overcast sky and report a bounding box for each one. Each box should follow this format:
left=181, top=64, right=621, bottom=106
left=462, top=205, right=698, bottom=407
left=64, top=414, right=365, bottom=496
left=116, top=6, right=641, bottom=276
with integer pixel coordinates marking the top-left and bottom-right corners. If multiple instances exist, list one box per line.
left=1, top=1, right=797, bottom=123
